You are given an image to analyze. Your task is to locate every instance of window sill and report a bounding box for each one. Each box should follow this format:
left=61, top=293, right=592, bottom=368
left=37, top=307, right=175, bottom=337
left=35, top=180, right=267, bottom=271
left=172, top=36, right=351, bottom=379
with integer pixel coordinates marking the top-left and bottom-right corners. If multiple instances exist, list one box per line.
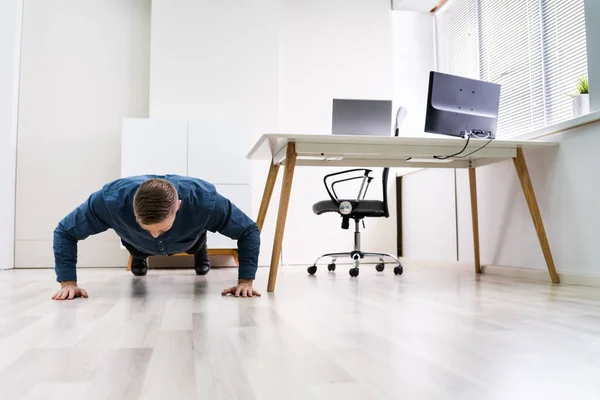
left=510, top=110, right=600, bottom=141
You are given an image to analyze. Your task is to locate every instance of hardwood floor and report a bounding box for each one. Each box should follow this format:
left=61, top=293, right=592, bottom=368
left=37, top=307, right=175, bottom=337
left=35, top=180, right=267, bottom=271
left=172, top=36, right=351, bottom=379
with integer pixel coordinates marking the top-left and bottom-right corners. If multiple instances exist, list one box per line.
left=1, top=265, right=600, bottom=400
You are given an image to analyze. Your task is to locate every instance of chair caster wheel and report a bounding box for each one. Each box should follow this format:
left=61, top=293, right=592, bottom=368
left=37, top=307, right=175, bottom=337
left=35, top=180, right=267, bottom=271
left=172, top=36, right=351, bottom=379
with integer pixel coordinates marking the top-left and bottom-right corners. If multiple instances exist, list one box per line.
left=375, top=263, right=385, bottom=272
left=393, top=265, right=403, bottom=275
left=327, top=263, right=336, bottom=272
left=349, top=268, right=359, bottom=277
left=307, top=265, right=317, bottom=275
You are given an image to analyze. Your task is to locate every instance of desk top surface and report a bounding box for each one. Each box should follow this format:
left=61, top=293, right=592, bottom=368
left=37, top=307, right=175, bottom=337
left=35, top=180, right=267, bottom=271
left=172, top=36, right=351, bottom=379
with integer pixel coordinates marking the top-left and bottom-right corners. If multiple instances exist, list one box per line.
left=247, top=134, right=556, bottom=169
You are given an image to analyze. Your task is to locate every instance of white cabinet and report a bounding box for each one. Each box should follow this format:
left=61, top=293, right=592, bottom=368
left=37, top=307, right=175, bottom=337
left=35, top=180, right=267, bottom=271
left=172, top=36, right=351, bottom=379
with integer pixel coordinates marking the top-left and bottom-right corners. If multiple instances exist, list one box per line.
left=121, top=118, right=252, bottom=249
left=121, top=119, right=188, bottom=177
left=187, top=120, right=251, bottom=184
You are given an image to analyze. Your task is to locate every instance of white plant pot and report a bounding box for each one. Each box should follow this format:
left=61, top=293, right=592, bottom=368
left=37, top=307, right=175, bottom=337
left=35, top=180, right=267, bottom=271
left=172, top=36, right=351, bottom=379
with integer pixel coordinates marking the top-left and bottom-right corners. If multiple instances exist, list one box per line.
left=572, top=94, right=590, bottom=117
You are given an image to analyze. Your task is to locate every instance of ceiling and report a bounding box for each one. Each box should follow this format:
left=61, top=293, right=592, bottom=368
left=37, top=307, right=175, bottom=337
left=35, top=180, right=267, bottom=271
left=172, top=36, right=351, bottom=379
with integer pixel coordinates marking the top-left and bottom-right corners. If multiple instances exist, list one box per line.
left=391, top=0, right=443, bottom=13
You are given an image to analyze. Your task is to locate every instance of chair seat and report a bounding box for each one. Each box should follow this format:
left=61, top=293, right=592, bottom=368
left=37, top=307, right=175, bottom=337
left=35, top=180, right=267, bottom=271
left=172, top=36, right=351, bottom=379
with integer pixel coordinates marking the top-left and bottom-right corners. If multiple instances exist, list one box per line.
left=312, top=199, right=387, bottom=217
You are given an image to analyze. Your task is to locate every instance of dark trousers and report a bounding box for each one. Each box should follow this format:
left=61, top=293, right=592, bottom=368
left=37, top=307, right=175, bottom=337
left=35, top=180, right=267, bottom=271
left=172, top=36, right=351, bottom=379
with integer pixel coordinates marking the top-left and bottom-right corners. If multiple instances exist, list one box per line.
left=121, top=232, right=210, bottom=264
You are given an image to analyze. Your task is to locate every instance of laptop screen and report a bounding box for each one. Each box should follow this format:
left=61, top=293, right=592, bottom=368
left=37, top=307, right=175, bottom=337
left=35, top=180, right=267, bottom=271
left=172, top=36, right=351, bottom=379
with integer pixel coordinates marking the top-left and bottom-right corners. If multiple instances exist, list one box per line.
left=332, top=99, right=393, bottom=136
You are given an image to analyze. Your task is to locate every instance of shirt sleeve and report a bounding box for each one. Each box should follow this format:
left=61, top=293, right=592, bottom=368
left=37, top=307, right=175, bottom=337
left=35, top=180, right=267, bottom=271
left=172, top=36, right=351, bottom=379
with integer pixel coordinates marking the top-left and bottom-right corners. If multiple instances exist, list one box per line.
left=207, top=192, right=260, bottom=280
left=53, top=190, right=111, bottom=282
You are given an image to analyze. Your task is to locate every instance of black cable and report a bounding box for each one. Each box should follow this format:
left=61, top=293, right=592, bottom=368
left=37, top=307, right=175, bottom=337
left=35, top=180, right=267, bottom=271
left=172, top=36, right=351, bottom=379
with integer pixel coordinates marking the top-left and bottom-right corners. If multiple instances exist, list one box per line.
left=434, top=131, right=493, bottom=160
left=434, top=135, right=470, bottom=160
left=455, top=138, right=493, bottom=158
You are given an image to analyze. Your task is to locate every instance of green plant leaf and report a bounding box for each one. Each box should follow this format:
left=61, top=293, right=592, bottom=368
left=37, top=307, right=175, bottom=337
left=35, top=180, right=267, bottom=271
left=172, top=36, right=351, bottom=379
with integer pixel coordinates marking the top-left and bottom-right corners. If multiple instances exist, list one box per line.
left=577, top=75, right=589, bottom=94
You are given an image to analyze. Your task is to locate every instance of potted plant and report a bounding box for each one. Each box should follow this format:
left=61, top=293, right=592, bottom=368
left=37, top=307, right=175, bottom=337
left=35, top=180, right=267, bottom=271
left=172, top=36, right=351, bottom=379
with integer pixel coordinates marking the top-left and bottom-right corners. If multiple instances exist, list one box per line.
left=571, top=75, right=590, bottom=117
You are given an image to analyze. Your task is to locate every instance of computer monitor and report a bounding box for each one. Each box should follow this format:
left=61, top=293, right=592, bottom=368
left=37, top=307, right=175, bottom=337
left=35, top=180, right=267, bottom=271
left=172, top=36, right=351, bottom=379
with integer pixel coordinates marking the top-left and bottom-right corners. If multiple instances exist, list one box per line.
left=424, top=71, right=501, bottom=139
left=332, top=99, right=392, bottom=136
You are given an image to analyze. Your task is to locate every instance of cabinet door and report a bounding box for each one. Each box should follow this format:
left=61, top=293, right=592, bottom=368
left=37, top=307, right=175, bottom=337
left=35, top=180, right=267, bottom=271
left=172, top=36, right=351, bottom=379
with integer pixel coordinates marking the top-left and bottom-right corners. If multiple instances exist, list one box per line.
left=207, top=184, right=252, bottom=249
left=121, top=118, right=188, bottom=177
left=187, top=120, right=251, bottom=185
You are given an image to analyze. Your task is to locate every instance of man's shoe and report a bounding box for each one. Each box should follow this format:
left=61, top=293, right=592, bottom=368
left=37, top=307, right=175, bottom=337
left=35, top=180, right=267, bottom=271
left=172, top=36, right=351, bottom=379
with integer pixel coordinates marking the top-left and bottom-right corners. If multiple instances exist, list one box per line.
left=194, top=262, right=211, bottom=276
left=194, top=253, right=211, bottom=275
left=131, top=257, right=148, bottom=276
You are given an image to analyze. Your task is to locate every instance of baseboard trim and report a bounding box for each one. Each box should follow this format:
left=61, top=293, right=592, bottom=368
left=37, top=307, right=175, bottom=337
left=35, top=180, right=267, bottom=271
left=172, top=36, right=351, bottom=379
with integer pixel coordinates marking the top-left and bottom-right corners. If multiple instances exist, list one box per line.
left=481, top=264, right=600, bottom=287
left=398, top=259, right=600, bottom=287
left=14, top=261, right=600, bottom=287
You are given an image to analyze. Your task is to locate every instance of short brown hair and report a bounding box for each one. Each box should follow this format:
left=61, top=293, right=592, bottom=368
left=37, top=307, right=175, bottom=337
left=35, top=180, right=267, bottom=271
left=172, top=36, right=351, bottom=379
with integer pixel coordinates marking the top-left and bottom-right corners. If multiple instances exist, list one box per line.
left=133, top=178, right=178, bottom=225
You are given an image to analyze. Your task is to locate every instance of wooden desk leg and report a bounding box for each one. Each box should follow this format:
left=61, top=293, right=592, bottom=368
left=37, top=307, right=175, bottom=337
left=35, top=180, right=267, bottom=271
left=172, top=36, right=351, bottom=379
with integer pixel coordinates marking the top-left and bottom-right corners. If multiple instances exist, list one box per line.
left=267, top=143, right=297, bottom=292
left=469, top=168, right=482, bottom=274
left=513, top=147, right=560, bottom=284
left=126, top=255, right=132, bottom=271
left=233, top=250, right=239, bottom=267
left=256, top=162, right=280, bottom=231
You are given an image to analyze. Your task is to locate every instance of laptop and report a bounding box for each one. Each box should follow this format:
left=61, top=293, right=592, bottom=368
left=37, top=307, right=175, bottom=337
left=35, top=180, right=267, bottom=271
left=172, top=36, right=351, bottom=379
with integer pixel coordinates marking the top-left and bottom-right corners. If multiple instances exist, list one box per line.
left=332, top=99, right=393, bottom=136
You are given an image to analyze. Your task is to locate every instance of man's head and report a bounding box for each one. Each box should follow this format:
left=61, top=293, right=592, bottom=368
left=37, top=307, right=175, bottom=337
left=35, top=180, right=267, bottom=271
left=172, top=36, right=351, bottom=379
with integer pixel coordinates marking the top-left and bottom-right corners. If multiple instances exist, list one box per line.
left=133, top=178, right=181, bottom=238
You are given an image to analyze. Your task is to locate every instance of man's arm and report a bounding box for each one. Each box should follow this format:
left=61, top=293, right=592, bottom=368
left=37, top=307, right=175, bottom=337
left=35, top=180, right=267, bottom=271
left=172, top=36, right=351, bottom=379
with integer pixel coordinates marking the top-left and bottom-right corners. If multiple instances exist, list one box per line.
left=53, top=190, right=111, bottom=288
left=207, top=192, right=261, bottom=296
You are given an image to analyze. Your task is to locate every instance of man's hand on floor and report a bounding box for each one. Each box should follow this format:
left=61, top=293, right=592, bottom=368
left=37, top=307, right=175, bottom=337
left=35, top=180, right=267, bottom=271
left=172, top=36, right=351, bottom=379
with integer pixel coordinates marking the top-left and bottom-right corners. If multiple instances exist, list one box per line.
left=52, top=281, right=88, bottom=300
left=221, top=279, right=261, bottom=298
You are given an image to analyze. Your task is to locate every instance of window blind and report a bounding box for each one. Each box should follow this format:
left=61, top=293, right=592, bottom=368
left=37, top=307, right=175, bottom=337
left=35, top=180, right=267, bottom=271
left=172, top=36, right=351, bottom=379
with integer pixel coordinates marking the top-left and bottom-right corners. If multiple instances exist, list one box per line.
left=435, top=0, right=588, bottom=138
left=435, top=0, right=479, bottom=79
left=479, top=0, right=545, bottom=136
left=542, top=0, right=589, bottom=126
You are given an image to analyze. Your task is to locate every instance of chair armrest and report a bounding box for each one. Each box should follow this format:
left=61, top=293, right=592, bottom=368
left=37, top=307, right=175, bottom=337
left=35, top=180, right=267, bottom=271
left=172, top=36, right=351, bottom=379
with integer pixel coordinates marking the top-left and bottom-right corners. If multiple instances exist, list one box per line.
left=323, top=169, right=373, bottom=205
left=331, top=176, right=372, bottom=199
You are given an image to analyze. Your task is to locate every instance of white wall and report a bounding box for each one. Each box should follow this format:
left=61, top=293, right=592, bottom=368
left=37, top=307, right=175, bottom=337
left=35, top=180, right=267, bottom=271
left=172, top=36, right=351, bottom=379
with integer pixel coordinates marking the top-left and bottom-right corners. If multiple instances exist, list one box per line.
left=585, top=0, right=600, bottom=112
left=148, top=0, right=280, bottom=266
left=392, top=11, right=436, bottom=137
left=15, top=0, right=151, bottom=268
left=278, top=0, right=395, bottom=265
left=0, top=0, right=23, bottom=270
left=149, top=0, right=279, bottom=130
left=391, top=11, right=447, bottom=262
left=402, top=169, right=457, bottom=262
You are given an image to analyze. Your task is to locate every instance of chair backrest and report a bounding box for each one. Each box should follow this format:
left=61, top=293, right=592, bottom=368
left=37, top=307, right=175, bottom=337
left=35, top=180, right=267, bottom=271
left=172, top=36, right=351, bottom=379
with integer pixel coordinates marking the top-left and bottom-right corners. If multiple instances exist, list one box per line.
left=381, top=107, right=406, bottom=218
left=381, top=167, right=391, bottom=218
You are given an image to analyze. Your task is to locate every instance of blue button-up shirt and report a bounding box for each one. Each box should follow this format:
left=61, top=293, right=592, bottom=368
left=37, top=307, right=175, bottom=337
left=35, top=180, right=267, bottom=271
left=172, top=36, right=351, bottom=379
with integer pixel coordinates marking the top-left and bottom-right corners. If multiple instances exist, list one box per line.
left=53, top=175, right=260, bottom=282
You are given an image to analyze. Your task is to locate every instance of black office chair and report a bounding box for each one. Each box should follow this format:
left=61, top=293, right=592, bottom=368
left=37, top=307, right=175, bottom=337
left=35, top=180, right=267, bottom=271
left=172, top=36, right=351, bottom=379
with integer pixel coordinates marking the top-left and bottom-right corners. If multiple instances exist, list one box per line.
left=308, top=108, right=406, bottom=278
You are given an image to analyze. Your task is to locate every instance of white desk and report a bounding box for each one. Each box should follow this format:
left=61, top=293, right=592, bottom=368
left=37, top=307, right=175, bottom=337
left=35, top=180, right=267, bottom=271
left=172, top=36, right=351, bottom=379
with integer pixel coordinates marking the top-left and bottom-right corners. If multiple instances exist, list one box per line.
left=248, top=134, right=559, bottom=292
